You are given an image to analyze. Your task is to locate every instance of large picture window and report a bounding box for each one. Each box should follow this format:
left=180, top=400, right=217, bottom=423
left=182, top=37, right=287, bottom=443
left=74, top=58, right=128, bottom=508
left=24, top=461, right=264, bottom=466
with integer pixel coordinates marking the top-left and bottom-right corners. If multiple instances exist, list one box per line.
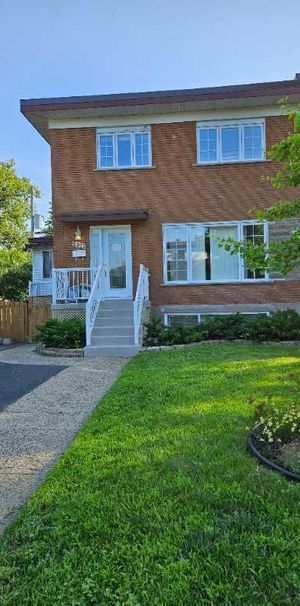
left=197, top=119, right=265, bottom=164
left=97, top=127, right=151, bottom=169
left=163, top=222, right=268, bottom=284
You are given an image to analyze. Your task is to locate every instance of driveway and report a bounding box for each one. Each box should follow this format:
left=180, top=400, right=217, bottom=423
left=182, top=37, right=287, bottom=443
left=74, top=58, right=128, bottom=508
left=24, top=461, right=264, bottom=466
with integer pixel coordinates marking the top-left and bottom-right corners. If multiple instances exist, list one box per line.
left=0, top=362, right=66, bottom=411
left=0, top=344, right=128, bottom=533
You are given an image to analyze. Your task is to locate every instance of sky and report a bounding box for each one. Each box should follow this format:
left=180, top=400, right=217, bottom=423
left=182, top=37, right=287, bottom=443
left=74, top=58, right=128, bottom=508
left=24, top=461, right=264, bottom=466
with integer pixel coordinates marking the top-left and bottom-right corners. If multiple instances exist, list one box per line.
left=1, top=0, right=300, bottom=218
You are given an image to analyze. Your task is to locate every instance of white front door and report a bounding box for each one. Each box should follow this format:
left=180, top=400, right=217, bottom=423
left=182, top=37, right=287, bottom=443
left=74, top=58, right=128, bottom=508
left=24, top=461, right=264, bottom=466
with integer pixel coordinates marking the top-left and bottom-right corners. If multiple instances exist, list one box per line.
left=102, top=227, right=132, bottom=298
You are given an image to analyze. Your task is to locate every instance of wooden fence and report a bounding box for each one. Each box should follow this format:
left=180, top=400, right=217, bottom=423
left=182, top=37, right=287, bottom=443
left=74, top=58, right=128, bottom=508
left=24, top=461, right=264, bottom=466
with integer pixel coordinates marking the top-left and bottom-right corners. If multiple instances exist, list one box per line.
left=0, top=299, right=51, bottom=342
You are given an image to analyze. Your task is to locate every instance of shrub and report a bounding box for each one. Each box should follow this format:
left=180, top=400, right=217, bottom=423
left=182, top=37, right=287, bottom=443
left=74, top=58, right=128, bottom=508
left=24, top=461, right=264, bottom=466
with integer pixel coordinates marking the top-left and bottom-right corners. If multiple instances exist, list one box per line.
left=143, top=310, right=300, bottom=346
left=144, top=316, right=164, bottom=346
left=33, top=318, right=85, bottom=349
left=200, top=313, right=247, bottom=340
left=247, top=310, right=300, bottom=341
left=0, top=262, right=31, bottom=301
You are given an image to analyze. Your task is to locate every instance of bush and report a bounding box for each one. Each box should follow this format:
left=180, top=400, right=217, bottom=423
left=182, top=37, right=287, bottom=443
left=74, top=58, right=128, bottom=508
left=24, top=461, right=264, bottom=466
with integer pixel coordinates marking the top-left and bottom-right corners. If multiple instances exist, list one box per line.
left=33, top=318, right=85, bottom=349
left=200, top=313, right=247, bottom=340
left=144, top=310, right=300, bottom=347
left=0, top=262, right=31, bottom=301
left=247, top=310, right=300, bottom=341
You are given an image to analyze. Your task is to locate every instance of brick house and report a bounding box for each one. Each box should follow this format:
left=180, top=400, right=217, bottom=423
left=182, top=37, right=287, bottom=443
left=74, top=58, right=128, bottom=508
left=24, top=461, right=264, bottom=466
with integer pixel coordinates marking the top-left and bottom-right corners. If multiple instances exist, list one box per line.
left=22, top=74, right=300, bottom=355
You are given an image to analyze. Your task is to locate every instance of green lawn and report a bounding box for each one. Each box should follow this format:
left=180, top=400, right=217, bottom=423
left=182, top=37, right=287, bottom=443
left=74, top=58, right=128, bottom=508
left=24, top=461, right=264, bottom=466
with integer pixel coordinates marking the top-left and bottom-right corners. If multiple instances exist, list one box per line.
left=1, top=344, right=300, bottom=606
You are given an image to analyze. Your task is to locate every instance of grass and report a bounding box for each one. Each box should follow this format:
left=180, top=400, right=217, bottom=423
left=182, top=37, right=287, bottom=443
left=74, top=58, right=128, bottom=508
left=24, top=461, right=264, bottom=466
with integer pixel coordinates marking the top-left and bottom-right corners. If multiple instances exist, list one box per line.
left=1, top=343, right=300, bottom=606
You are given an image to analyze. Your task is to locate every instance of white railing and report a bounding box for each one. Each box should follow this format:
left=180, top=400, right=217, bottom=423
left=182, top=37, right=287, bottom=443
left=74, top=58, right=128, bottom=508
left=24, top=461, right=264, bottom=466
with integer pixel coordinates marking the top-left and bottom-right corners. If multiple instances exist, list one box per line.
left=86, top=264, right=105, bottom=346
left=133, top=264, right=149, bottom=346
left=52, top=267, right=97, bottom=304
left=29, top=280, right=52, bottom=297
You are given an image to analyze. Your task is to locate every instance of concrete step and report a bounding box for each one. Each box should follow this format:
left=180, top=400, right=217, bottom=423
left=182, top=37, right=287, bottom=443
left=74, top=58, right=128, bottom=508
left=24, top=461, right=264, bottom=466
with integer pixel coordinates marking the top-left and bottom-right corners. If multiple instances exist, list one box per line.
left=99, top=299, right=133, bottom=310
left=96, top=311, right=133, bottom=322
left=94, top=316, right=134, bottom=327
left=91, top=335, right=134, bottom=346
left=92, top=325, right=134, bottom=337
left=84, top=345, right=139, bottom=358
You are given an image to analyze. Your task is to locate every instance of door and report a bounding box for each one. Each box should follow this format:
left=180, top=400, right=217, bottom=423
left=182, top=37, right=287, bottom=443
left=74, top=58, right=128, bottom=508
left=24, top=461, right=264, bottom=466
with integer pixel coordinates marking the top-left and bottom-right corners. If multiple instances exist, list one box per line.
left=102, top=227, right=132, bottom=298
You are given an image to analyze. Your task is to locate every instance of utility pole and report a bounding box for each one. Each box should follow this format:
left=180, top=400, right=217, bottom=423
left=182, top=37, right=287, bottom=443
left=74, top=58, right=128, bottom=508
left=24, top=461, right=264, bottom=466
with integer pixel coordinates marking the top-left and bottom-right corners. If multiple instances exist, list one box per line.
left=30, top=189, right=34, bottom=236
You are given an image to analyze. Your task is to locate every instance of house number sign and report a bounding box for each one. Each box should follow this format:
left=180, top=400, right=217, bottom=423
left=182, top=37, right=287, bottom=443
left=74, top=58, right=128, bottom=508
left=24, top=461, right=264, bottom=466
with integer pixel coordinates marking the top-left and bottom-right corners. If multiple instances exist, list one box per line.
left=72, top=240, right=87, bottom=258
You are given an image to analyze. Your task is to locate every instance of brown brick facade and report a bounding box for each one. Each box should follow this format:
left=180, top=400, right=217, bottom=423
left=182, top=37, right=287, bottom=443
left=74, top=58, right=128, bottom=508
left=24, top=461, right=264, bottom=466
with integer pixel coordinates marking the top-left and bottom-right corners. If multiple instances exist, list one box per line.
left=51, top=115, right=300, bottom=309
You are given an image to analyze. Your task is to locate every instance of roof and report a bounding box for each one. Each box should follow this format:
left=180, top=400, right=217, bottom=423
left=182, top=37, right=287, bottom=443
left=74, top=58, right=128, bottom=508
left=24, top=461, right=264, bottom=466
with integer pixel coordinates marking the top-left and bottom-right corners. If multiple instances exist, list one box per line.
left=26, top=235, right=53, bottom=250
left=20, top=75, right=300, bottom=142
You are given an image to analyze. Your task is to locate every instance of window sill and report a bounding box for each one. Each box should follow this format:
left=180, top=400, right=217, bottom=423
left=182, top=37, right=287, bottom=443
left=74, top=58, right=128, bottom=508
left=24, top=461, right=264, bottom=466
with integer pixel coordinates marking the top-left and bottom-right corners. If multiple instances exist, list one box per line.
left=192, top=159, right=270, bottom=168
left=94, top=165, right=156, bottom=172
left=160, top=279, right=276, bottom=286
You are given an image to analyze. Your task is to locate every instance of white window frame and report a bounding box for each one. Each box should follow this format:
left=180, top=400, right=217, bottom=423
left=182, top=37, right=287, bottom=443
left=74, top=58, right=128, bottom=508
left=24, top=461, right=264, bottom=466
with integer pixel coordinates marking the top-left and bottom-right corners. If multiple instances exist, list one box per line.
left=164, top=311, right=270, bottom=326
left=162, top=221, right=269, bottom=285
left=96, top=126, right=152, bottom=169
left=42, top=250, right=53, bottom=280
left=196, top=118, right=266, bottom=165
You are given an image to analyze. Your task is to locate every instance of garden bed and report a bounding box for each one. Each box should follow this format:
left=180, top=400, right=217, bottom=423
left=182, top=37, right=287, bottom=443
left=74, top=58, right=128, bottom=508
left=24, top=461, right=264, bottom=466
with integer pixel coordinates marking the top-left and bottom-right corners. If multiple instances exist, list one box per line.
left=248, top=433, right=300, bottom=481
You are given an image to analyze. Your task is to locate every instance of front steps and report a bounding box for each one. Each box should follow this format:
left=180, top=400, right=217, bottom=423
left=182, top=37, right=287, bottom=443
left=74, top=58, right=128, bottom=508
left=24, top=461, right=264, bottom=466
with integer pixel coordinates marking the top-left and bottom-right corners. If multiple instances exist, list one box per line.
left=84, top=299, right=139, bottom=358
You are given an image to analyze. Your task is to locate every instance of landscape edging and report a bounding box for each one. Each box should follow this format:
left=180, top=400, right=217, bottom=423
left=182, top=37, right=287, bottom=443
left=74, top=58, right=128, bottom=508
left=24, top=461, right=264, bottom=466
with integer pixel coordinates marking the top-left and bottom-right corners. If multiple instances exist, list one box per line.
left=35, top=344, right=84, bottom=358
left=247, top=433, right=300, bottom=482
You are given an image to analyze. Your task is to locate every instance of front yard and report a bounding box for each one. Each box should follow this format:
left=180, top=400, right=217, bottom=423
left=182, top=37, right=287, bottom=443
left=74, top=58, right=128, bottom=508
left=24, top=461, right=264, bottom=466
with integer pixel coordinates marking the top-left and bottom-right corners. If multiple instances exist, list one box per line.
left=1, top=344, right=300, bottom=605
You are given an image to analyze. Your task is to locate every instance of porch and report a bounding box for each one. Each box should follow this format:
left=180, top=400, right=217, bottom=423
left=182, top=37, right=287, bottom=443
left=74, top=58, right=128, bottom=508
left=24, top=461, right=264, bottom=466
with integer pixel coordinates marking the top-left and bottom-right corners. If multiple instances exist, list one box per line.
left=52, top=263, right=150, bottom=355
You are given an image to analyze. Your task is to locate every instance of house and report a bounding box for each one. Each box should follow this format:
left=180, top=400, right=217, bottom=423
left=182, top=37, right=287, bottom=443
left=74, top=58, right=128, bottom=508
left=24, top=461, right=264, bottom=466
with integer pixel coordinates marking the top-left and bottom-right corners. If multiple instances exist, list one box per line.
left=22, top=74, right=300, bottom=356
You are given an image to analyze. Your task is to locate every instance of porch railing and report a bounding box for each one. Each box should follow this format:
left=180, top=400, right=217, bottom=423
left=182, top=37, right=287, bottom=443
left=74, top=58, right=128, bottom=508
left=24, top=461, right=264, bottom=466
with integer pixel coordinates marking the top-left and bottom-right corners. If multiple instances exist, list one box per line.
left=52, top=268, right=97, bottom=304
left=29, top=280, right=52, bottom=297
left=86, top=264, right=106, bottom=346
left=133, top=264, right=149, bottom=346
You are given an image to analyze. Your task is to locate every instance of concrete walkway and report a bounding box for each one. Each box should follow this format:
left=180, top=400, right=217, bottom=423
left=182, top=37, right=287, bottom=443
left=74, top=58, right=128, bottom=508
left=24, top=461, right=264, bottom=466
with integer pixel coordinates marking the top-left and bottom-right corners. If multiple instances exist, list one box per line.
left=0, top=345, right=127, bottom=533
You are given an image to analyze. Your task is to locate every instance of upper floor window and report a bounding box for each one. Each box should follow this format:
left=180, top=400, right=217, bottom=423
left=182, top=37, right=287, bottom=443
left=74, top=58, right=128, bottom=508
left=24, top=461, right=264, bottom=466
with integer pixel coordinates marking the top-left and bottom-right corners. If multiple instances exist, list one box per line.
left=163, top=221, right=268, bottom=284
left=197, top=119, right=265, bottom=164
left=96, top=127, right=151, bottom=169
left=42, top=250, right=53, bottom=279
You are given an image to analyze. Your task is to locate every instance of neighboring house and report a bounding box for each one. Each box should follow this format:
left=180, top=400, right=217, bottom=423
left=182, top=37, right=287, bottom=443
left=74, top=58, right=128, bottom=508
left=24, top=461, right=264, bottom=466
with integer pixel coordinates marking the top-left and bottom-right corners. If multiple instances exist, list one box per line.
left=21, top=74, right=300, bottom=355
left=28, top=236, right=53, bottom=300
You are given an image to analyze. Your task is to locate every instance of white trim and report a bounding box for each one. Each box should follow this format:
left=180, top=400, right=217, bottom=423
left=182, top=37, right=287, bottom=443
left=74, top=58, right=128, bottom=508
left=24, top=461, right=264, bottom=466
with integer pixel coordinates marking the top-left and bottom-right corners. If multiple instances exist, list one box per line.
left=89, top=225, right=132, bottom=298
left=197, top=118, right=266, bottom=165
left=96, top=126, right=152, bottom=170
left=162, top=221, right=269, bottom=285
left=48, top=104, right=288, bottom=131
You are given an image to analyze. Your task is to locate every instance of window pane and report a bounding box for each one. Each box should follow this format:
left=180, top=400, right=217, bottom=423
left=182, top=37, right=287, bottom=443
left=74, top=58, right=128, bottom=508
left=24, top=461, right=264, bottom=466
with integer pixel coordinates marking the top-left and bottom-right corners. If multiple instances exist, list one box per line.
left=190, top=226, right=206, bottom=281
left=198, top=128, right=217, bottom=163
left=168, top=314, right=199, bottom=327
left=244, top=125, right=263, bottom=160
left=108, top=232, right=126, bottom=288
left=99, top=134, right=114, bottom=167
left=165, top=226, right=188, bottom=282
left=209, top=226, right=239, bottom=280
left=117, top=133, right=132, bottom=167
left=221, top=127, right=240, bottom=161
left=135, top=132, right=150, bottom=166
left=42, top=251, right=52, bottom=279
left=243, top=224, right=265, bottom=279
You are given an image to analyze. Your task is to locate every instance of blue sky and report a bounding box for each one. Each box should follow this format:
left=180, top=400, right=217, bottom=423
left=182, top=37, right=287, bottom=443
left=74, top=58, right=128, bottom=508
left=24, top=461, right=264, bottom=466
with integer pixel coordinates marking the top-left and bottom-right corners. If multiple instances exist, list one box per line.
left=1, top=0, right=300, bottom=217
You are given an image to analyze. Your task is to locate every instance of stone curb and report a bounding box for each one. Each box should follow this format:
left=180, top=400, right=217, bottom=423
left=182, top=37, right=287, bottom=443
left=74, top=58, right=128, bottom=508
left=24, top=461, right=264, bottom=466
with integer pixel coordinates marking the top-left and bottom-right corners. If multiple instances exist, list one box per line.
left=35, top=344, right=84, bottom=358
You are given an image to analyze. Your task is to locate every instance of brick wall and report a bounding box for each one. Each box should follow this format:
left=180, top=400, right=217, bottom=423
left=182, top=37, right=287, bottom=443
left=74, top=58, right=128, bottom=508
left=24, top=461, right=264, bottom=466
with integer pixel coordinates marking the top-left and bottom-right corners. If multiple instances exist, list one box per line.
left=51, top=114, right=300, bottom=307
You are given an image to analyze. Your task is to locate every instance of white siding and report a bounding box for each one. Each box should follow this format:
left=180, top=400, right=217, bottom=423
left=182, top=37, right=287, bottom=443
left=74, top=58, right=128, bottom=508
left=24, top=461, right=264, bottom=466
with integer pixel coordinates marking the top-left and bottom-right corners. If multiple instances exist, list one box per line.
left=32, top=250, right=44, bottom=282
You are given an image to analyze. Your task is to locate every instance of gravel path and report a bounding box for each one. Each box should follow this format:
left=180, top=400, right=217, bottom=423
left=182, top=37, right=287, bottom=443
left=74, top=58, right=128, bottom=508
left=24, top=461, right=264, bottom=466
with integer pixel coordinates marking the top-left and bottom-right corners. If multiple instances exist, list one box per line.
left=0, top=345, right=128, bottom=534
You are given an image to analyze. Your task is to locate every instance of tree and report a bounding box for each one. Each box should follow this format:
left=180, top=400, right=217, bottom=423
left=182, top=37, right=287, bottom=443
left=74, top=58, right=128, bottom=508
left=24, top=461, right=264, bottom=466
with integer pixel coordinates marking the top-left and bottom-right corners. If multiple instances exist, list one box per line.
left=0, top=160, right=40, bottom=274
left=222, top=105, right=300, bottom=275
left=0, top=262, right=32, bottom=301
